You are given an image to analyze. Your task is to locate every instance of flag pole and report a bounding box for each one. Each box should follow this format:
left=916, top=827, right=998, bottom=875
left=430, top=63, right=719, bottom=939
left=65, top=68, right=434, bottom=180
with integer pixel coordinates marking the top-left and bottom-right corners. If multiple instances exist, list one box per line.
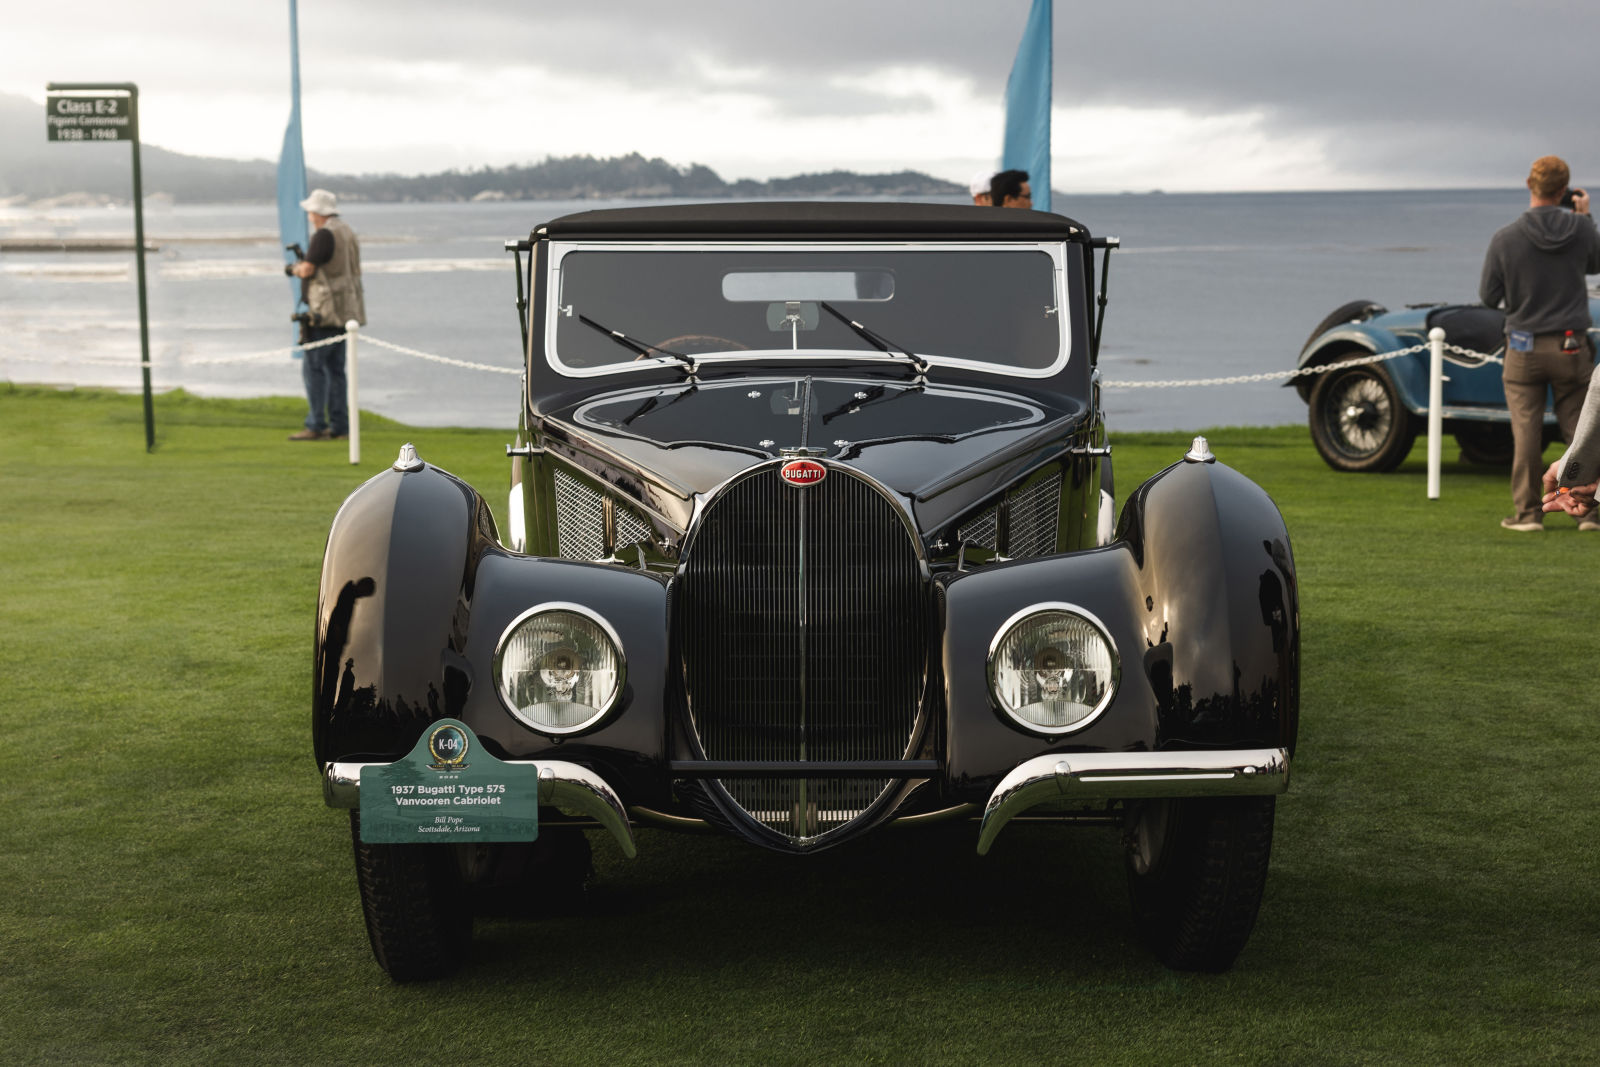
left=278, top=0, right=310, bottom=341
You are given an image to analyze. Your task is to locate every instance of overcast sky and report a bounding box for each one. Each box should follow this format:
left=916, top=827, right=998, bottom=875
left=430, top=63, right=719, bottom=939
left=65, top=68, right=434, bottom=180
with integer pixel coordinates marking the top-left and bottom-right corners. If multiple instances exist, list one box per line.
left=5, top=0, right=1597, bottom=192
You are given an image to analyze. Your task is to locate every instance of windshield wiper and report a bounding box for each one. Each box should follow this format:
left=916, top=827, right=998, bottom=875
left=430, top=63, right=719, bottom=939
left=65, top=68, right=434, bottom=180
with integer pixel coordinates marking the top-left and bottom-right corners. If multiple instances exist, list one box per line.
left=819, top=302, right=929, bottom=379
left=576, top=314, right=697, bottom=376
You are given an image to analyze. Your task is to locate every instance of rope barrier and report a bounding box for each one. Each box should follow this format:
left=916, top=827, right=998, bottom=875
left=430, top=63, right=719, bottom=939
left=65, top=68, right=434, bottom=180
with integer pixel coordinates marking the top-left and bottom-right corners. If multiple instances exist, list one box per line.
left=184, top=332, right=348, bottom=366
left=13, top=328, right=1587, bottom=388
left=1099, top=341, right=1491, bottom=389
left=0, top=330, right=517, bottom=376
left=359, top=335, right=521, bottom=376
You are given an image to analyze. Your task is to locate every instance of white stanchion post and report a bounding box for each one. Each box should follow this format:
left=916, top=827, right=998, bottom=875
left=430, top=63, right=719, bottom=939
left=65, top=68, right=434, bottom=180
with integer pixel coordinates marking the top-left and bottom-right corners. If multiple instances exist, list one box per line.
left=1427, top=327, right=1445, bottom=499
left=345, top=320, right=361, bottom=466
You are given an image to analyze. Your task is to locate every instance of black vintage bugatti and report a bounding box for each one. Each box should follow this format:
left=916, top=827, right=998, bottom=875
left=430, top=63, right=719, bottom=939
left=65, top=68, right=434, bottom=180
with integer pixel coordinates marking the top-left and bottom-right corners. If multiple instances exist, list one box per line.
left=314, top=202, right=1298, bottom=979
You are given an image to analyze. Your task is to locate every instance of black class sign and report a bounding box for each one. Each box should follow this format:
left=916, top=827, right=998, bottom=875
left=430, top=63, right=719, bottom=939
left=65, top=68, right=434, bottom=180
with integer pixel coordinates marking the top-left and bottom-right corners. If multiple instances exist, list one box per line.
left=46, top=92, right=133, bottom=142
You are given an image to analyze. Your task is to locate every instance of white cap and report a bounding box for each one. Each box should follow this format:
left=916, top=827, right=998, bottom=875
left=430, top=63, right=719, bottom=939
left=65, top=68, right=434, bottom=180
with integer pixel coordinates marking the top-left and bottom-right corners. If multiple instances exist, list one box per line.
left=299, top=188, right=338, bottom=215
left=968, top=170, right=994, bottom=198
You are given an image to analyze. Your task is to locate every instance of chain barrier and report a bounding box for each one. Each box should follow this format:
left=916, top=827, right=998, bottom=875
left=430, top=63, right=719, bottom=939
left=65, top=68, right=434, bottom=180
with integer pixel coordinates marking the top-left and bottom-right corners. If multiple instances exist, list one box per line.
left=184, top=331, right=349, bottom=367
left=359, top=335, right=521, bottom=376
left=1098, top=341, right=1512, bottom=389
left=0, top=330, right=519, bottom=376
left=0, top=331, right=1518, bottom=386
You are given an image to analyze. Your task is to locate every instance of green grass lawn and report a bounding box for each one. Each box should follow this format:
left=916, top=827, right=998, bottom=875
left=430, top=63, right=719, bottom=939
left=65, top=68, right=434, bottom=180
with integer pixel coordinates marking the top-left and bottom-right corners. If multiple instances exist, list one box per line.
left=2, top=384, right=1596, bottom=1065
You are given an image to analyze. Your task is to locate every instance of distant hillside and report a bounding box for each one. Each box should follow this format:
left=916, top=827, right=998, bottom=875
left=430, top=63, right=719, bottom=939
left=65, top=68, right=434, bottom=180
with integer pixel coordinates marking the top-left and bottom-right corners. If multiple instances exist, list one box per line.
left=0, top=92, right=961, bottom=204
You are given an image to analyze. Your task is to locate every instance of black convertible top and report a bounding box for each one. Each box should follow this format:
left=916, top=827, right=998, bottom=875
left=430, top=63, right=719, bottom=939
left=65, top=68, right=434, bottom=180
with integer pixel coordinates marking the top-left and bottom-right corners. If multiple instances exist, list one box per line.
left=538, top=201, right=1087, bottom=241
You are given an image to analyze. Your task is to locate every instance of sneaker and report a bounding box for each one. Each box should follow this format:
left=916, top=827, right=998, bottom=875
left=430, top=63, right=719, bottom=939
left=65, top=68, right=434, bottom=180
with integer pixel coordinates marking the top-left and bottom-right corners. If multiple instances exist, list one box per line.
left=1500, top=517, right=1544, bottom=532
left=329, top=433, right=349, bottom=440
left=1580, top=518, right=1600, bottom=532
left=288, top=429, right=329, bottom=441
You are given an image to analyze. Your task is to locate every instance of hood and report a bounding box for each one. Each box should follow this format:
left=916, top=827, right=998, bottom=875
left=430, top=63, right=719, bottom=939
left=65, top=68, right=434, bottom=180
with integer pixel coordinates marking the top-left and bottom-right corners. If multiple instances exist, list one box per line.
left=1518, top=206, right=1592, bottom=252
left=541, top=375, right=1088, bottom=534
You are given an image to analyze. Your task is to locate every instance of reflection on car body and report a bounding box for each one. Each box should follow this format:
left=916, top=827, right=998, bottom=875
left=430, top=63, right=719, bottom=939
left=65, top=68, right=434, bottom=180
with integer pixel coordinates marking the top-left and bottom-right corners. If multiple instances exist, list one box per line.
left=313, top=202, right=1299, bottom=980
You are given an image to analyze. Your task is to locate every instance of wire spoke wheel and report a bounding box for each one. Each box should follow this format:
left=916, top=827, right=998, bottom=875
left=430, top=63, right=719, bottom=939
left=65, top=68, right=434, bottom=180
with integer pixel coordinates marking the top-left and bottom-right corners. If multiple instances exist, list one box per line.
left=1308, top=364, right=1416, bottom=472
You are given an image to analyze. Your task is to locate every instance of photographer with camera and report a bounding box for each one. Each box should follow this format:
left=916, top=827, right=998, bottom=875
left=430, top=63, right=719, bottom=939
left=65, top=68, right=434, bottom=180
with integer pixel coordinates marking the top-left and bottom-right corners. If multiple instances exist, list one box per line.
left=1480, top=155, right=1600, bottom=530
left=286, top=188, right=365, bottom=442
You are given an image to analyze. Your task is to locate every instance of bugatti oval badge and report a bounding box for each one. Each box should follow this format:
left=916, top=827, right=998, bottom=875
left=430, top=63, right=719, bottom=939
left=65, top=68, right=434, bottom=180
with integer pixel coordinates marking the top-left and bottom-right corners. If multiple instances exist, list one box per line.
left=779, top=459, right=827, bottom=487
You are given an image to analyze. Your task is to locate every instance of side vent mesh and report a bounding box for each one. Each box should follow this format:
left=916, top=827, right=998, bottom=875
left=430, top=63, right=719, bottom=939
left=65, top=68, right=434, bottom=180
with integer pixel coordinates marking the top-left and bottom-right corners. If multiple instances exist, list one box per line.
left=955, top=468, right=1062, bottom=558
left=553, top=468, right=654, bottom=560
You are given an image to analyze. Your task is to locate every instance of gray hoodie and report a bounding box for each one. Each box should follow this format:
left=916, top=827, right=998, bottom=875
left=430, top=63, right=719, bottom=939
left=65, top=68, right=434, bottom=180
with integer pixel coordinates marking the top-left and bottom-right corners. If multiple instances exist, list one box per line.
left=1479, top=206, right=1600, bottom=335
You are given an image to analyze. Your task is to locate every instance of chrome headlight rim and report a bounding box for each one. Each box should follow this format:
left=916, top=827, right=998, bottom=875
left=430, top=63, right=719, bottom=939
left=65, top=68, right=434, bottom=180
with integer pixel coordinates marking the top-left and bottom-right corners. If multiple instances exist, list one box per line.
left=986, top=602, right=1121, bottom=736
left=493, top=601, right=627, bottom=736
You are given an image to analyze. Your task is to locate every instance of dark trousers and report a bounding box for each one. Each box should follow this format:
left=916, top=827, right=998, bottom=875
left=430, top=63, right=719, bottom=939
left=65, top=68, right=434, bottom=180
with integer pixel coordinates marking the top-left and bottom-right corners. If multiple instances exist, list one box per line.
left=1503, top=334, right=1594, bottom=521
left=302, top=325, right=349, bottom=437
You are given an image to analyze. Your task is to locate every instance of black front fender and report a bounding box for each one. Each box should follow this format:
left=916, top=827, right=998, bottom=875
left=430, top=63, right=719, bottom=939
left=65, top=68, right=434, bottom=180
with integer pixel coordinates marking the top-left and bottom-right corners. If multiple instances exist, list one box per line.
left=312, top=461, right=670, bottom=803
left=313, top=461, right=497, bottom=767
left=941, top=455, right=1298, bottom=799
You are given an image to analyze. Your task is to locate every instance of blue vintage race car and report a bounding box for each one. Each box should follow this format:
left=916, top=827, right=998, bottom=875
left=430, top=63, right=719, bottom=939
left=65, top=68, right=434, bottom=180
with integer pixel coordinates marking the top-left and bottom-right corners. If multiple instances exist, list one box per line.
left=1291, top=295, right=1600, bottom=471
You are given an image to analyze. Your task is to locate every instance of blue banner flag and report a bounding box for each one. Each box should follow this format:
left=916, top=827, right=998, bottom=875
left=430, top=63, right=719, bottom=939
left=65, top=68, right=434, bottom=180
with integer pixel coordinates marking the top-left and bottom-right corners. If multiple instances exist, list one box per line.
left=1002, top=0, right=1052, bottom=213
left=277, top=0, right=309, bottom=338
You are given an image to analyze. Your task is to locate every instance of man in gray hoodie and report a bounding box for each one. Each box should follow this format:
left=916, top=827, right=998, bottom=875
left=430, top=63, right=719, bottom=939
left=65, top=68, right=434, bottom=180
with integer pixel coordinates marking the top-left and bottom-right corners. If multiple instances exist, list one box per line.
left=1480, top=155, right=1600, bottom=530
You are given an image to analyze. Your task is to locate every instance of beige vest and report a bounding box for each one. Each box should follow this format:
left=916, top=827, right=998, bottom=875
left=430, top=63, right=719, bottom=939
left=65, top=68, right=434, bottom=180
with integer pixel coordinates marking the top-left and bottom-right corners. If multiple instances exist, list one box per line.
left=307, top=216, right=366, bottom=328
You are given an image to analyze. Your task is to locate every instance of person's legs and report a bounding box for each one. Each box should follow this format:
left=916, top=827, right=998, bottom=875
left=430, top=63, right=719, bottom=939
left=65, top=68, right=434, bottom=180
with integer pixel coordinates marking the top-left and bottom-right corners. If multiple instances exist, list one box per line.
left=300, top=344, right=329, bottom=435
left=1502, top=350, right=1551, bottom=523
left=1549, top=335, right=1595, bottom=441
left=324, top=336, right=348, bottom=437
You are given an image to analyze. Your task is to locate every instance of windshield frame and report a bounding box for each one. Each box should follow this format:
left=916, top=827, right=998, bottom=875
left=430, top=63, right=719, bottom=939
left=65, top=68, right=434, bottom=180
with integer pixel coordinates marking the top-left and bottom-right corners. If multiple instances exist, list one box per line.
left=542, top=240, right=1072, bottom=379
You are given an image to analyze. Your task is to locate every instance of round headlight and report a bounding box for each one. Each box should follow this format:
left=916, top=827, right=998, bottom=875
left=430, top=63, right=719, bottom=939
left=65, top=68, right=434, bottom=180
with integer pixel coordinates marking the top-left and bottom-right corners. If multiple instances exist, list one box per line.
left=495, top=605, right=624, bottom=734
left=988, top=606, right=1118, bottom=734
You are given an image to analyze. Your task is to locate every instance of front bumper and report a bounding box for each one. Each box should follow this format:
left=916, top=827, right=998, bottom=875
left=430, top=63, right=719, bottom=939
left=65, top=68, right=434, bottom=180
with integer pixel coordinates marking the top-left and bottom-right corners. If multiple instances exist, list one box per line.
left=324, top=746, right=1287, bottom=858
left=975, top=748, right=1290, bottom=854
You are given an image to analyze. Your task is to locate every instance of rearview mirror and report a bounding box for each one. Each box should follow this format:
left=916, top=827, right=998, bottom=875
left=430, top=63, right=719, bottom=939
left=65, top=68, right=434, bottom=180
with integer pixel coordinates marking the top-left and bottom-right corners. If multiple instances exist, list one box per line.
left=723, top=269, right=895, bottom=302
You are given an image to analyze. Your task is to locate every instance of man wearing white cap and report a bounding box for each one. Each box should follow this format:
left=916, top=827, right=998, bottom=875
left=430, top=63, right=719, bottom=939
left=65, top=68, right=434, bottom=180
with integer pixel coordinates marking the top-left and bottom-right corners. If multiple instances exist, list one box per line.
left=288, top=188, right=365, bottom=440
left=968, top=170, right=993, bottom=207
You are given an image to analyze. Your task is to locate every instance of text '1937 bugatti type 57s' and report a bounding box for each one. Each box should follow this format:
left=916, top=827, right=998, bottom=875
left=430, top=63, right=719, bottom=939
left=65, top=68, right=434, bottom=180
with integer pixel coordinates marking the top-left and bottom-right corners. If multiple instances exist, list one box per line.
left=314, top=203, right=1299, bottom=980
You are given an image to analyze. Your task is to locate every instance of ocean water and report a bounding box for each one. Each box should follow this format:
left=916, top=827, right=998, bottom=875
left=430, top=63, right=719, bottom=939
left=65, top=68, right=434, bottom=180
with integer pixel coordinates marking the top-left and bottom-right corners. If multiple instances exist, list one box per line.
left=0, top=188, right=1531, bottom=432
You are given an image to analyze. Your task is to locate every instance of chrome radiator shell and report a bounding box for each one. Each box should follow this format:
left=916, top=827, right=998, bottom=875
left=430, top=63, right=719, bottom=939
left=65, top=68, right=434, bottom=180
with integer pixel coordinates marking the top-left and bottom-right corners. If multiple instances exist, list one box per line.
left=674, top=462, right=931, bottom=848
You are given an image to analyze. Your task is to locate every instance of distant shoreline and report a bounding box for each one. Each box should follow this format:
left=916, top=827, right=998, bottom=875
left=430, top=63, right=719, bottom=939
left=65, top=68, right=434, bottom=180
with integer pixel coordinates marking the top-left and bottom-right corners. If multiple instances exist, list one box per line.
left=1, top=186, right=1526, bottom=212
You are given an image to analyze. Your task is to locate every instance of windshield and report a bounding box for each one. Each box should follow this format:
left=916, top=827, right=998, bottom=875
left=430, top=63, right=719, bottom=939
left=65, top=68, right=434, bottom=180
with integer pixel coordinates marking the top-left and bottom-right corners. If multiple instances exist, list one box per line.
left=546, top=243, right=1068, bottom=375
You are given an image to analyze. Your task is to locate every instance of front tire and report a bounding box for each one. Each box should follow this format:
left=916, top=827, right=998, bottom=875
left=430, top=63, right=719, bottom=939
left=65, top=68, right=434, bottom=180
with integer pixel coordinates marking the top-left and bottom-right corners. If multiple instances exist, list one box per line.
left=350, top=811, right=472, bottom=982
left=1309, top=364, right=1417, bottom=472
left=1125, top=797, right=1276, bottom=972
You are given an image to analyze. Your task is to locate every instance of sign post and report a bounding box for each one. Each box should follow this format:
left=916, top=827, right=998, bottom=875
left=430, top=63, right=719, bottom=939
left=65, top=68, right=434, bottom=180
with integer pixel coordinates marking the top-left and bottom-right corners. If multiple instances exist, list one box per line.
left=46, top=83, right=155, bottom=451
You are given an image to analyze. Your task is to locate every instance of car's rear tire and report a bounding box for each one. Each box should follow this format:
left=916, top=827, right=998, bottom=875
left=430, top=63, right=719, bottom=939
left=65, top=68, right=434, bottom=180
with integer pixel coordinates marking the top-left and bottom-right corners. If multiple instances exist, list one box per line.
left=1454, top=424, right=1515, bottom=466
left=1125, top=796, right=1276, bottom=972
left=1300, top=299, right=1386, bottom=353
left=1309, top=364, right=1416, bottom=472
left=350, top=811, right=472, bottom=982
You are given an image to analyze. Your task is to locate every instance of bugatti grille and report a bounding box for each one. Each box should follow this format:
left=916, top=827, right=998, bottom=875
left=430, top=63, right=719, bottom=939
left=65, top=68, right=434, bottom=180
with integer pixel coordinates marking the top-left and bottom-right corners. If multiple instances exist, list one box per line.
left=677, top=465, right=928, bottom=846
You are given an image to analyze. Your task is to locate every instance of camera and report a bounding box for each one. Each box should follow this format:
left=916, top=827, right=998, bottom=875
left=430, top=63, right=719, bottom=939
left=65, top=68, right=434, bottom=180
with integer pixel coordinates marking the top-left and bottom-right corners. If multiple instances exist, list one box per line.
left=283, top=242, right=306, bottom=277
left=1560, top=187, right=1586, bottom=210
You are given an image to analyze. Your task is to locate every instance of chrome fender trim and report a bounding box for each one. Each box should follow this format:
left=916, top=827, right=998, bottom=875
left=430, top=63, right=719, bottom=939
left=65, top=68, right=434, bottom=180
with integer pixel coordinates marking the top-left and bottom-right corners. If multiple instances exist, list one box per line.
left=975, top=747, right=1289, bottom=855
left=323, top=759, right=637, bottom=859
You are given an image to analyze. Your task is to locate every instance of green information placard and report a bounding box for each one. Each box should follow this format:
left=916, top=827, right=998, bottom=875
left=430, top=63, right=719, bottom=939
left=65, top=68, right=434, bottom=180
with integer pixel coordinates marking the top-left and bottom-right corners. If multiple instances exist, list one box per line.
left=359, top=720, right=540, bottom=844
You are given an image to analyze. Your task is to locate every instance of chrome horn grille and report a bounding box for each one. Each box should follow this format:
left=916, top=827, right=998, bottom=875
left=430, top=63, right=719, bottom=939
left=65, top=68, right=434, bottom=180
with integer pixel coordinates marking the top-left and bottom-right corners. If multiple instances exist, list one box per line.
left=676, top=463, right=929, bottom=847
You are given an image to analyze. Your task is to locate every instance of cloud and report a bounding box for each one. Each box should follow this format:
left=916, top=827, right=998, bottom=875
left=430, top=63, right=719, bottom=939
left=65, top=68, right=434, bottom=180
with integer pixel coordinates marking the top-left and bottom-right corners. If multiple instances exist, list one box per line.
left=4, top=0, right=1598, bottom=189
